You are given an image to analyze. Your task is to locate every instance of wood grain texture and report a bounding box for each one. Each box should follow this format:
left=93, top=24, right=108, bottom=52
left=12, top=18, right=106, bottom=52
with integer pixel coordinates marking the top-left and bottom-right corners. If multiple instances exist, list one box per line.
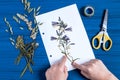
left=0, top=0, right=120, bottom=80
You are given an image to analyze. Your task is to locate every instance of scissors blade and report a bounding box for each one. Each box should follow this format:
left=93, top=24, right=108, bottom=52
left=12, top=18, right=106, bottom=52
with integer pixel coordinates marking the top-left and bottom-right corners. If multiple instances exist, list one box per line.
left=102, top=9, right=108, bottom=30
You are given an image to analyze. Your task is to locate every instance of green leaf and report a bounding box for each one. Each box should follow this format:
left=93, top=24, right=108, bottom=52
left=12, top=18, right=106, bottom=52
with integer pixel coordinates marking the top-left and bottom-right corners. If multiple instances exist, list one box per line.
left=56, top=30, right=60, bottom=36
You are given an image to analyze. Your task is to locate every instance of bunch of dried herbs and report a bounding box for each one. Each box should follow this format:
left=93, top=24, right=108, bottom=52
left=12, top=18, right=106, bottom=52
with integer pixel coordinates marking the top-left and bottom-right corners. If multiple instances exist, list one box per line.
left=51, top=17, right=79, bottom=63
left=4, top=0, right=42, bottom=77
left=15, top=36, right=39, bottom=77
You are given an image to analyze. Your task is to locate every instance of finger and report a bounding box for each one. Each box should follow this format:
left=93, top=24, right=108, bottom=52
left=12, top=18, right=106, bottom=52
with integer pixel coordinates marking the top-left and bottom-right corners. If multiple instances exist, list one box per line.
left=89, top=59, right=98, bottom=63
left=51, top=62, right=57, bottom=67
left=45, top=68, right=51, bottom=76
left=81, top=71, right=90, bottom=79
left=82, top=61, right=91, bottom=66
left=64, top=66, right=68, bottom=72
left=72, top=62, right=86, bottom=71
left=59, top=56, right=67, bottom=68
left=81, top=60, right=96, bottom=67
left=90, top=59, right=102, bottom=64
left=64, top=66, right=68, bottom=77
left=72, top=62, right=79, bottom=68
left=51, top=59, right=61, bottom=67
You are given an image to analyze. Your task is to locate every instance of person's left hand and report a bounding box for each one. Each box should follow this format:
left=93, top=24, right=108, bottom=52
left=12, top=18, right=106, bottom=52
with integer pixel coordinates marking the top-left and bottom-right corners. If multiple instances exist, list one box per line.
left=45, top=56, right=68, bottom=80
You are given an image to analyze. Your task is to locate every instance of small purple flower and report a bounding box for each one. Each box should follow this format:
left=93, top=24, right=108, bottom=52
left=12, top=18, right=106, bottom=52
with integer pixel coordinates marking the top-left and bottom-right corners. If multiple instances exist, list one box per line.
left=63, top=24, right=67, bottom=28
left=60, top=22, right=67, bottom=29
left=62, top=35, right=70, bottom=41
left=58, top=17, right=61, bottom=21
left=65, top=27, right=72, bottom=31
left=52, top=22, right=59, bottom=26
left=70, top=43, right=75, bottom=45
left=51, top=36, right=57, bottom=40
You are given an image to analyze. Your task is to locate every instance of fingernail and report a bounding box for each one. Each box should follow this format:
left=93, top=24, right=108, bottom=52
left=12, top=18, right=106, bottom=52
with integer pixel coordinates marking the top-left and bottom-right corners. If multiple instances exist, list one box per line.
left=63, top=55, right=66, bottom=59
left=72, top=61, right=76, bottom=66
left=63, top=55, right=66, bottom=58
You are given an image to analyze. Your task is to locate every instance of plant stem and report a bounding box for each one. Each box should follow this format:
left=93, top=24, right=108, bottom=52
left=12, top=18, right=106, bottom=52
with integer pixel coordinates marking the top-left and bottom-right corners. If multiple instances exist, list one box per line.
left=65, top=53, right=72, bottom=62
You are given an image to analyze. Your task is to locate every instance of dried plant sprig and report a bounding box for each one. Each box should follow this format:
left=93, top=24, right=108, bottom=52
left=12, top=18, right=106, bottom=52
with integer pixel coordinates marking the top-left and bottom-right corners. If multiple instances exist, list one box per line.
left=51, top=17, right=79, bottom=63
left=4, top=18, right=16, bottom=46
left=15, top=0, right=42, bottom=77
left=20, top=27, right=24, bottom=30
left=13, top=15, right=24, bottom=30
left=5, top=29, right=9, bottom=32
left=22, top=0, right=33, bottom=13
left=4, top=17, right=13, bottom=35
left=16, top=0, right=41, bottom=40
left=16, top=12, right=40, bottom=40
left=16, top=13, right=33, bottom=31
left=4, top=0, right=42, bottom=78
left=13, top=16, right=20, bottom=24
left=30, top=25, right=38, bottom=39
left=15, top=36, right=39, bottom=77
left=21, top=0, right=40, bottom=19
left=9, top=37, right=16, bottom=46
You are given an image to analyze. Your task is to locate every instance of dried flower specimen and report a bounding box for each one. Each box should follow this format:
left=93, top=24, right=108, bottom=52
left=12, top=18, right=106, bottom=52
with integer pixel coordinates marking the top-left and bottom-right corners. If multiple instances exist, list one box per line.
left=15, top=36, right=38, bottom=77
left=4, top=0, right=42, bottom=77
left=51, top=17, right=79, bottom=63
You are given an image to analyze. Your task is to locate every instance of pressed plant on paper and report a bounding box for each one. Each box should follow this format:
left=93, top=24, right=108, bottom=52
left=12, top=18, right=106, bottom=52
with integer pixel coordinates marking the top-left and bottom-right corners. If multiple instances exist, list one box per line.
left=51, top=17, right=79, bottom=63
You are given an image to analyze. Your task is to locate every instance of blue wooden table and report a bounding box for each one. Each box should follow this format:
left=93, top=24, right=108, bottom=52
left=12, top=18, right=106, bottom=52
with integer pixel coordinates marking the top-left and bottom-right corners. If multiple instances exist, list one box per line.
left=0, top=0, right=120, bottom=80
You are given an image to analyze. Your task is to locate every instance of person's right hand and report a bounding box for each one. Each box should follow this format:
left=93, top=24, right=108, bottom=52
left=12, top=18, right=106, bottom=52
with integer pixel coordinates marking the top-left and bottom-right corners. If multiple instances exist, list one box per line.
left=45, top=56, right=68, bottom=80
left=72, top=59, right=118, bottom=80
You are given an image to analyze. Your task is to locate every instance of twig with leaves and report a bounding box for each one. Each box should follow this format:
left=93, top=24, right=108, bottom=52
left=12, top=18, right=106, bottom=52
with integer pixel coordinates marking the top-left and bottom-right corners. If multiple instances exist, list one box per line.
left=51, top=17, right=79, bottom=63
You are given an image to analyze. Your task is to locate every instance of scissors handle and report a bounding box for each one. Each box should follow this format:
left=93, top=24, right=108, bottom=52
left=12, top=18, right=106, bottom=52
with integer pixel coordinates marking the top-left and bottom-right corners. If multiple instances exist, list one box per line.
left=92, top=33, right=103, bottom=49
left=103, top=33, right=112, bottom=51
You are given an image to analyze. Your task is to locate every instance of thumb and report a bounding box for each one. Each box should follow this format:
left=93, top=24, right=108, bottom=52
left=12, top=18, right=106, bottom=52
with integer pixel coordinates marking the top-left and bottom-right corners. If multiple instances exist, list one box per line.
left=72, top=62, right=86, bottom=71
left=64, top=66, right=68, bottom=77
left=59, top=56, right=67, bottom=68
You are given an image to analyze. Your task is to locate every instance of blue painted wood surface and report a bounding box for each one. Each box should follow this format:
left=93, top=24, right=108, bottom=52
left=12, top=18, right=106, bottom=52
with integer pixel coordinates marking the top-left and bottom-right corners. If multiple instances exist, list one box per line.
left=0, top=0, right=120, bottom=80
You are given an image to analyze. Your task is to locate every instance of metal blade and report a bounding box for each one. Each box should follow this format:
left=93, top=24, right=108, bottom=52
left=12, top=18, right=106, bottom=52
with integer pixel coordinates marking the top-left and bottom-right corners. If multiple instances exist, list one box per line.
left=102, top=9, right=108, bottom=30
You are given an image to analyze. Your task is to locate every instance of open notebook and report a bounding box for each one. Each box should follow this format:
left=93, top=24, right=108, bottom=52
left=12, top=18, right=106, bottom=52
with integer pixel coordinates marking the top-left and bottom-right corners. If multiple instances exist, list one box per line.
left=35, top=4, right=95, bottom=71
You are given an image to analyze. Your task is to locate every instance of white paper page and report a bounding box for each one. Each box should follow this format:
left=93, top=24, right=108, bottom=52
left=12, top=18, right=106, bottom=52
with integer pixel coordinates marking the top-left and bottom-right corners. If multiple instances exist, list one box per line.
left=35, top=4, right=95, bottom=71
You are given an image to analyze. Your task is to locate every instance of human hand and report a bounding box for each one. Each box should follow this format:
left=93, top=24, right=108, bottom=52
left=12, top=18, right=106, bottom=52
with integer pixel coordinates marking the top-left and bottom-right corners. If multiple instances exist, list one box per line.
left=72, top=59, right=118, bottom=80
left=45, top=56, right=68, bottom=80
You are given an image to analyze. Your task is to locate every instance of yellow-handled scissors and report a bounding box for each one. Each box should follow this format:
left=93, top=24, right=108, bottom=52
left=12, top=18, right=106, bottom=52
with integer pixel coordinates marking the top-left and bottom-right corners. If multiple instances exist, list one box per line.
left=92, top=9, right=112, bottom=51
